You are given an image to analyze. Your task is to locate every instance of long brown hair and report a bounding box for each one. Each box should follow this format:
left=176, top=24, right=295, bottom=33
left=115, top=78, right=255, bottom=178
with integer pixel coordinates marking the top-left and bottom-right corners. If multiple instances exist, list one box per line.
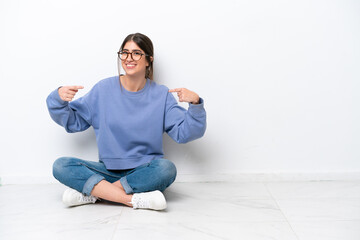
left=118, top=33, right=154, bottom=80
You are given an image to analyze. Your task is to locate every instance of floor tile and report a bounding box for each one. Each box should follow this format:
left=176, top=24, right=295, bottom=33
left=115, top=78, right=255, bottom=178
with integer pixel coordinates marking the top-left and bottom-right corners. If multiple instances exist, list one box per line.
left=275, top=198, right=360, bottom=221
left=120, top=196, right=287, bottom=223
left=0, top=184, right=123, bottom=240
left=113, top=214, right=298, bottom=240
left=290, top=220, right=360, bottom=240
left=265, top=181, right=360, bottom=239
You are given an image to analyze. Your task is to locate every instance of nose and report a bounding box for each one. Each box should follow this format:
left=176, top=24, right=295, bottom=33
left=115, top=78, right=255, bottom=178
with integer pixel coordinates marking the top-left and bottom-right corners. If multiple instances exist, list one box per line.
left=125, top=54, right=135, bottom=62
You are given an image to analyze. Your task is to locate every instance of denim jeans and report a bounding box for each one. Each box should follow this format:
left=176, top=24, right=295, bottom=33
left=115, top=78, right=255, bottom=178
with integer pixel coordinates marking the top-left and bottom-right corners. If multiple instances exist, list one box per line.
left=52, top=157, right=177, bottom=196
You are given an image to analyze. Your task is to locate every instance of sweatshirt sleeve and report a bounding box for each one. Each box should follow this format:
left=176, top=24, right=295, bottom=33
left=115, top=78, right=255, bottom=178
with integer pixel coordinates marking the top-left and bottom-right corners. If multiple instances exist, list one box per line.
left=46, top=88, right=92, bottom=133
left=164, top=92, right=207, bottom=143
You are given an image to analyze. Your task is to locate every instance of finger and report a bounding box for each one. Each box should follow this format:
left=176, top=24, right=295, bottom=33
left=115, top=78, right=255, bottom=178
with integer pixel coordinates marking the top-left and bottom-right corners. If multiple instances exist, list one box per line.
left=62, top=96, right=71, bottom=102
left=61, top=90, right=76, bottom=98
left=169, top=88, right=183, bottom=93
left=65, top=94, right=76, bottom=99
left=67, top=95, right=75, bottom=101
left=65, top=91, right=76, bottom=96
left=65, top=92, right=76, bottom=98
left=69, top=86, right=84, bottom=90
left=62, top=95, right=69, bottom=101
left=67, top=89, right=79, bottom=94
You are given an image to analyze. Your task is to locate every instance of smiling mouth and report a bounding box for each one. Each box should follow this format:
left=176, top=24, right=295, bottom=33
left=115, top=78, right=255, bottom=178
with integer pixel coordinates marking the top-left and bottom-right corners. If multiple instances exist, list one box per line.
left=125, top=64, right=136, bottom=69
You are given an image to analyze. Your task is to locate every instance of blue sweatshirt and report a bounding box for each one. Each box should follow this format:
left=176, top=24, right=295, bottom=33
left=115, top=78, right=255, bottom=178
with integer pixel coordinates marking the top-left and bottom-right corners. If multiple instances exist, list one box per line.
left=46, top=76, right=206, bottom=170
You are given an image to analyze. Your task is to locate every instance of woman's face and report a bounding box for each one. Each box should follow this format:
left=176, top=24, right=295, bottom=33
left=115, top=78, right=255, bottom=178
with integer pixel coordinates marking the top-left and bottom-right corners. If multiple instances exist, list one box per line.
left=121, top=41, right=150, bottom=78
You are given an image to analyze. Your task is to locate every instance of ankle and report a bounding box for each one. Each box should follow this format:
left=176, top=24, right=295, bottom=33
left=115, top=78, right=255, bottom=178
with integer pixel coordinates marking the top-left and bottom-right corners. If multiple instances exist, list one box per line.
left=126, top=195, right=134, bottom=207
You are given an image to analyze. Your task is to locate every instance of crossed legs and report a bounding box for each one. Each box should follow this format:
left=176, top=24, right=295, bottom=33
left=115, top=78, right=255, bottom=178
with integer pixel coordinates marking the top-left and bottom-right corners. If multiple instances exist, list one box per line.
left=53, top=157, right=177, bottom=208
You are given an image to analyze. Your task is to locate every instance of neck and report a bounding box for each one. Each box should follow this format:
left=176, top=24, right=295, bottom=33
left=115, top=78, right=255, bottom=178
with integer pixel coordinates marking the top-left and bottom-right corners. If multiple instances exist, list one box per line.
left=120, top=75, right=147, bottom=92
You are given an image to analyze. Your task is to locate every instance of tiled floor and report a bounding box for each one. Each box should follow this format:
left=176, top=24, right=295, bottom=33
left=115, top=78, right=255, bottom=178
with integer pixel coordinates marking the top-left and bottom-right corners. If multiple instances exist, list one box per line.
left=0, top=181, right=359, bottom=240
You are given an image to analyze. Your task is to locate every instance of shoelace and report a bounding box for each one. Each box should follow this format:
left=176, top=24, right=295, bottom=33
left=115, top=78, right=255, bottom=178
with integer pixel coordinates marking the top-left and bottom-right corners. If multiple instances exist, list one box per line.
left=78, top=194, right=95, bottom=203
left=132, top=197, right=149, bottom=209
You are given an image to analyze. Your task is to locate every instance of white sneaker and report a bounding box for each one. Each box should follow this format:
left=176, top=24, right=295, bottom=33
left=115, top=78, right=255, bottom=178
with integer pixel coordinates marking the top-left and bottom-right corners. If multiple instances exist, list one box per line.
left=131, top=190, right=167, bottom=210
left=62, top=188, right=97, bottom=207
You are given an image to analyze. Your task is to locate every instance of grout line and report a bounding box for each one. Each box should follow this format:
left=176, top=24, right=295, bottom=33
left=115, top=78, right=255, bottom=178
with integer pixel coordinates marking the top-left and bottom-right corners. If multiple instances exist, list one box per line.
left=110, top=206, right=124, bottom=240
left=263, top=182, right=301, bottom=240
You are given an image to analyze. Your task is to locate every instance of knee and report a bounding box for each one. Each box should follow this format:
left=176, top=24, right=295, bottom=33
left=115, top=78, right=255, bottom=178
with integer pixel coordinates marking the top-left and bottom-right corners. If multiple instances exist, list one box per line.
left=157, top=159, right=177, bottom=184
left=52, top=157, right=73, bottom=180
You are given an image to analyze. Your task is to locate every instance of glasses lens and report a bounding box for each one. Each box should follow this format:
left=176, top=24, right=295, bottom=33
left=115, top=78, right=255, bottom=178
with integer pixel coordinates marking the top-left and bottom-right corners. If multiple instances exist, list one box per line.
left=120, top=52, right=128, bottom=60
left=132, top=52, right=142, bottom=61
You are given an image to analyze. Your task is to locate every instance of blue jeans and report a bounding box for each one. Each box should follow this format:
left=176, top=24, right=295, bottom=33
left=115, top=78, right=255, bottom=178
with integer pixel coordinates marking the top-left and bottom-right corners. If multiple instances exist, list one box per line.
left=53, top=157, right=177, bottom=196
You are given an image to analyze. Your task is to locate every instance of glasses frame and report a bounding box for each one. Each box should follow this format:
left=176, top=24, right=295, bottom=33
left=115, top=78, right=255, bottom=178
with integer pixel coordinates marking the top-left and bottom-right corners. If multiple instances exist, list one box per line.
left=117, top=50, right=149, bottom=61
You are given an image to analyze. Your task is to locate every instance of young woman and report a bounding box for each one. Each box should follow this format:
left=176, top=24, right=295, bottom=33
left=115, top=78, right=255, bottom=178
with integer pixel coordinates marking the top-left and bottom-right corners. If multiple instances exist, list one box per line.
left=46, top=33, right=206, bottom=211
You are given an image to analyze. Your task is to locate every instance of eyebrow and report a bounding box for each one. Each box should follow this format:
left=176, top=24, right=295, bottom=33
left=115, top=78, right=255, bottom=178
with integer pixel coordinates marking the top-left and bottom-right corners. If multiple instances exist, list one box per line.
left=122, top=48, right=142, bottom=52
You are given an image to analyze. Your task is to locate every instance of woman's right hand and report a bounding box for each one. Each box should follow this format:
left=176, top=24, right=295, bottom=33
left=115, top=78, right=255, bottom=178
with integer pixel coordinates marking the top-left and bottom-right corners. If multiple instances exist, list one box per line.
left=58, top=86, right=84, bottom=102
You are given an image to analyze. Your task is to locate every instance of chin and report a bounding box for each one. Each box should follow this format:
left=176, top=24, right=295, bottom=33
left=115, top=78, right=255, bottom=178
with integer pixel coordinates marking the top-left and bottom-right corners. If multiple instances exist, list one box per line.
left=124, top=72, right=145, bottom=78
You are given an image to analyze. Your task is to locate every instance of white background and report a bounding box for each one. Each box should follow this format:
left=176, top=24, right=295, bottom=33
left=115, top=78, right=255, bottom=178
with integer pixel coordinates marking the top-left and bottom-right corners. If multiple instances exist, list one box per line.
left=1, top=0, right=359, bottom=183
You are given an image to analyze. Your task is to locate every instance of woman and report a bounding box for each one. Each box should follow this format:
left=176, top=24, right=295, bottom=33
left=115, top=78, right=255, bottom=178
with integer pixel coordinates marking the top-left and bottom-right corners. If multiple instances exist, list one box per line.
left=46, top=33, right=206, bottom=211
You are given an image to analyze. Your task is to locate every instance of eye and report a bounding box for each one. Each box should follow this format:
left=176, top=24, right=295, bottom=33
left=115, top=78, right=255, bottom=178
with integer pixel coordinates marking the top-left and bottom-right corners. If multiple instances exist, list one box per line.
left=133, top=52, right=142, bottom=56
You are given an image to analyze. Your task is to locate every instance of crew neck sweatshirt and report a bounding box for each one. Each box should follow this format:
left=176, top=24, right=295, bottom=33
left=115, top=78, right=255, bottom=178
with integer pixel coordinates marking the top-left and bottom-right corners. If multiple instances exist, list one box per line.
left=46, top=76, right=206, bottom=170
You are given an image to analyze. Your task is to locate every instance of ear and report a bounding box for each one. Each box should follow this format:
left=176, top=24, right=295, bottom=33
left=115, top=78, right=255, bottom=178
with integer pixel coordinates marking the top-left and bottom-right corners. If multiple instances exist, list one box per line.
left=146, top=56, right=153, bottom=67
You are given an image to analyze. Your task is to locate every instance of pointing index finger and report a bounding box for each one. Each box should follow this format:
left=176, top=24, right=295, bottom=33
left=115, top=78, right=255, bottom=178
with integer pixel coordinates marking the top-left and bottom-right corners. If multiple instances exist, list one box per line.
left=169, top=88, right=182, bottom=93
left=69, top=86, right=84, bottom=90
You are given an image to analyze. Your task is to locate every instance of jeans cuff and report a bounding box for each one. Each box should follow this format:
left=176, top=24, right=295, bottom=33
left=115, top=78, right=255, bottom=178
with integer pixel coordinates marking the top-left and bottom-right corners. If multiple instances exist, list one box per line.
left=120, top=176, right=133, bottom=194
left=82, top=174, right=105, bottom=196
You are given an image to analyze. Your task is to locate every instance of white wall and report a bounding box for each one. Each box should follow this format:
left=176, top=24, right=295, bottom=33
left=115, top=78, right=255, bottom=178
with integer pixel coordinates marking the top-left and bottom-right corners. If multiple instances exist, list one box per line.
left=1, top=0, right=359, bottom=184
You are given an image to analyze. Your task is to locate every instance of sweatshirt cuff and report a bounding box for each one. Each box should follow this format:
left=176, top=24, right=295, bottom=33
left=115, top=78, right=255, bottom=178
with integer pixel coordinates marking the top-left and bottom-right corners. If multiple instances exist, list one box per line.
left=188, top=97, right=205, bottom=117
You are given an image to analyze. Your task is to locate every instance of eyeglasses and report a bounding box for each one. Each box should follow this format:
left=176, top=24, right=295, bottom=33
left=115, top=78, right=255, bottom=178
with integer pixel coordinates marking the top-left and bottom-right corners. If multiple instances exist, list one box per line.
left=117, top=50, right=149, bottom=61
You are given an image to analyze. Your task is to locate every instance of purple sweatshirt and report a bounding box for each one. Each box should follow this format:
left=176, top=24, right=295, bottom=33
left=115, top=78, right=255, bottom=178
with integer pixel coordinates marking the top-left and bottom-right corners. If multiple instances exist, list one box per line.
left=46, top=76, right=206, bottom=170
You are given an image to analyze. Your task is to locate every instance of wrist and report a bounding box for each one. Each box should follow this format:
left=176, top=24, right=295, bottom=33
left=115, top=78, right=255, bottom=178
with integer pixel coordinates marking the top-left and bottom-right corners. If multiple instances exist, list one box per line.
left=191, top=97, right=200, bottom=105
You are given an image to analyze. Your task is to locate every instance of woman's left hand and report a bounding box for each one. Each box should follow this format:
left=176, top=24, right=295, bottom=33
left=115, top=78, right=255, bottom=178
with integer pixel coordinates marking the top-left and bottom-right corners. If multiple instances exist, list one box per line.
left=169, top=88, right=200, bottom=104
